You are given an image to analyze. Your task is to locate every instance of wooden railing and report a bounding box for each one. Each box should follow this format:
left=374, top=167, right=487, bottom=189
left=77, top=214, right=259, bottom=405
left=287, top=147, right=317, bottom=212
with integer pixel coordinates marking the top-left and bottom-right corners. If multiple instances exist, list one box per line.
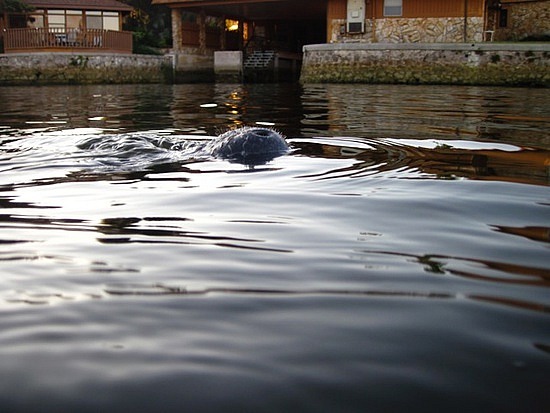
left=3, top=28, right=133, bottom=54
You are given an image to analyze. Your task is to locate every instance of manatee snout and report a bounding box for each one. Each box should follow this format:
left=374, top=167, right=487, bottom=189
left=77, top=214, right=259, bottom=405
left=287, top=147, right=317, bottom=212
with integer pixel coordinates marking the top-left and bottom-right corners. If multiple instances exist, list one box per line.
left=205, top=127, right=289, bottom=164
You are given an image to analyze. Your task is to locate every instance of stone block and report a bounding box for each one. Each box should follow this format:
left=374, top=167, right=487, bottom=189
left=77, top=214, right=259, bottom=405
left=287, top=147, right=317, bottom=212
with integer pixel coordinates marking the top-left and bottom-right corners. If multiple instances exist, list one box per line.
left=214, top=51, right=243, bottom=74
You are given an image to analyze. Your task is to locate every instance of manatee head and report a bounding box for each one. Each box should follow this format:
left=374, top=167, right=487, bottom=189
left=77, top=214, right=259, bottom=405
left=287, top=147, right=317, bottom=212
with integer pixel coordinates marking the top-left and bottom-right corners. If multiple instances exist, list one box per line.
left=205, top=127, right=289, bottom=165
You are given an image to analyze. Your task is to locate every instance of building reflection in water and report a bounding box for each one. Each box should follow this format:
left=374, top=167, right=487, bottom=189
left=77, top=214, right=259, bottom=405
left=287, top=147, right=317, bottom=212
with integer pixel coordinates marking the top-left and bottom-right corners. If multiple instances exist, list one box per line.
left=291, top=138, right=550, bottom=186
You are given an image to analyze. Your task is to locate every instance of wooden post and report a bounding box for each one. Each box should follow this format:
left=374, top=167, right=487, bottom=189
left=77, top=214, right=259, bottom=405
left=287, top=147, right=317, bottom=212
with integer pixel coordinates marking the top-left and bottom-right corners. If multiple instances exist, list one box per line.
left=372, top=0, right=377, bottom=43
left=220, top=15, right=226, bottom=50
left=238, top=19, right=243, bottom=50
left=198, top=8, right=206, bottom=54
left=463, top=0, right=469, bottom=42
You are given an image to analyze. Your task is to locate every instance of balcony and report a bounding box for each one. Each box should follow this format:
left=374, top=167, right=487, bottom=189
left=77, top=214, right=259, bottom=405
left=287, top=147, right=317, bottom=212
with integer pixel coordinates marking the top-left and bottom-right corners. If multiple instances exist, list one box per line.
left=3, top=28, right=133, bottom=54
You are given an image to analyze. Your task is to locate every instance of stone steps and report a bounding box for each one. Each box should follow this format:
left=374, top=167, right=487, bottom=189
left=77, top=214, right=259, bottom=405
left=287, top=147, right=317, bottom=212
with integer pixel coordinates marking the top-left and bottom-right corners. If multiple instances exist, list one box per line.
left=244, top=51, right=275, bottom=69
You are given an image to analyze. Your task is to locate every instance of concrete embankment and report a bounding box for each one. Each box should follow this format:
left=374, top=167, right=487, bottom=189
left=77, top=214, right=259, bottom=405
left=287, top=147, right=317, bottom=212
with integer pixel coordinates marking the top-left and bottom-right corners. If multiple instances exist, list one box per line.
left=301, top=43, right=550, bottom=86
left=0, top=53, right=173, bottom=85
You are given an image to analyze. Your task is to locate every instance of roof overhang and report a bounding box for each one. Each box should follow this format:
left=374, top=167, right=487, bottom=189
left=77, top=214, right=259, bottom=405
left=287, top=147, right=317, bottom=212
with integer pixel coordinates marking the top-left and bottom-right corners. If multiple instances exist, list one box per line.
left=500, top=0, right=544, bottom=2
left=24, top=0, right=133, bottom=12
left=151, top=0, right=327, bottom=21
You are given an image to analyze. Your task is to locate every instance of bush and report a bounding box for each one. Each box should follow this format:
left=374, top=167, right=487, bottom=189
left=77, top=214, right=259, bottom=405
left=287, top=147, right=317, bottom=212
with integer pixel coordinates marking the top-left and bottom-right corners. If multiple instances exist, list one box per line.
left=133, top=42, right=163, bottom=55
left=520, top=34, right=550, bottom=42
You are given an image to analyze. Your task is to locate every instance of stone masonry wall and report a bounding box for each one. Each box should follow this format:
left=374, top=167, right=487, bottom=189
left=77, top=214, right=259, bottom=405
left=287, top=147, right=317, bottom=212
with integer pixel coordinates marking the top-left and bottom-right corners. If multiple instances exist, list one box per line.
left=497, top=1, right=550, bottom=41
left=329, top=17, right=483, bottom=43
left=173, top=49, right=215, bottom=83
left=0, top=53, right=173, bottom=85
left=301, top=43, right=550, bottom=86
left=375, top=17, right=483, bottom=43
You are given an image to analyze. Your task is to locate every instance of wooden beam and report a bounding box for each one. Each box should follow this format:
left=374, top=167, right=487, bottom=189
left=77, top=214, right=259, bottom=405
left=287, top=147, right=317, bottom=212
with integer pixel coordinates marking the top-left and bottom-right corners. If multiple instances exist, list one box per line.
left=152, top=0, right=285, bottom=7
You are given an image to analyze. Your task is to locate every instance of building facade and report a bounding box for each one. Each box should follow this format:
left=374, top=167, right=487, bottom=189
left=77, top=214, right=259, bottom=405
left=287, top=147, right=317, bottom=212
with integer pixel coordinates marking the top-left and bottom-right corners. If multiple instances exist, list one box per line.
left=1, top=0, right=133, bottom=54
left=155, top=0, right=548, bottom=56
left=328, top=0, right=486, bottom=43
left=493, top=0, right=550, bottom=41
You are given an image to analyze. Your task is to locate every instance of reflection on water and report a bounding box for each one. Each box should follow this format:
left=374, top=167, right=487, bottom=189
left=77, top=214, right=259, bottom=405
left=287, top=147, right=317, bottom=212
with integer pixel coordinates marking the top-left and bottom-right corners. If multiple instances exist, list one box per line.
left=0, top=84, right=549, bottom=412
left=2, top=83, right=548, bottom=144
left=494, top=225, right=549, bottom=243
left=292, top=137, right=550, bottom=185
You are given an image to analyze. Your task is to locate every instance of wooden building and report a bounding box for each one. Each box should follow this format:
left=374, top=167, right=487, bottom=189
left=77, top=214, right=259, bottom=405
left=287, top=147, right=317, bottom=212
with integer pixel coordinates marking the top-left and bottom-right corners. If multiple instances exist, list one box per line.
left=328, top=0, right=488, bottom=43
left=154, top=0, right=548, bottom=54
left=151, top=0, right=547, bottom=81
left=1, top=0, right=133, bottom=54
left=152, top=0, right=328, bottom=80
left=328, top=0, right=548, bottom=43
left=157, top=0, right=474, bottom=56
left=152, top=0, right=328, bottom=54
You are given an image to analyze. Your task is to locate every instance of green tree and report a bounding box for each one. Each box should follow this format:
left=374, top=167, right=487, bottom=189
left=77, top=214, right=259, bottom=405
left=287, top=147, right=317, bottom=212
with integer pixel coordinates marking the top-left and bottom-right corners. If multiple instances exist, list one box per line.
left=0, top=0, right=34, bottom=13
left=120, top=0, right=171, bottom=53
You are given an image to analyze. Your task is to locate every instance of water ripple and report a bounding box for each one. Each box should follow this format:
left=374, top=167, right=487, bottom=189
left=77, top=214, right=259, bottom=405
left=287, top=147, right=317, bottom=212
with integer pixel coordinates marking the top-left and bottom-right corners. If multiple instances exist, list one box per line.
left=1, top=84, right=549, bottom=411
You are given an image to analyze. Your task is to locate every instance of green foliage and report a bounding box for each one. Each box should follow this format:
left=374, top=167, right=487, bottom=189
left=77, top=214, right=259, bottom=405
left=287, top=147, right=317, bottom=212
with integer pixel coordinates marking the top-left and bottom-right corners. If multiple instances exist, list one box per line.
left=0, top=0, right=34, bottom=13
left=69, top=55, right=89, bottom=67
left=520, top=34, right=550, bottom=42
left=132, top=36, right=163, bottom=55
left=119, top=0, right=172, bottom=50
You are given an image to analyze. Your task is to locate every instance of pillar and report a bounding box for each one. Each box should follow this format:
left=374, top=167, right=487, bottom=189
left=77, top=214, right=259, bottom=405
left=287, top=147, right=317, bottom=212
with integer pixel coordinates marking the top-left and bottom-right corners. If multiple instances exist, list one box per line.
left=198, top=9, right=206, bottom=54
left=171, top=8, right=183, bottom=52
left=220, top=16, right=226, bottom=50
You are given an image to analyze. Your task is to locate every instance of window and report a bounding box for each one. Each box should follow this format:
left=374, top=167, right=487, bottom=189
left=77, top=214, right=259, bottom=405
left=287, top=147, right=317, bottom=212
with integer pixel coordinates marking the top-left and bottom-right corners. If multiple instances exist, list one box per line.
left=85, top=11, right=120, bottom=31
left=28, top=10, right=45, bottom=28
left=47, top=10, right=65, bottom=30
left=384, top=0, right=402, bottom=17
left=225, top=19, right=239, bottom=32
left=103, top=12, right=119, bottom=31
left=499, top=9, right=508, bottom=28
left=42, top=9, right=119, bottom=31
left=8, top=14, right=27, bottom=28
left=86, top=11, right=102, bottom=30
left=66, top=10, right=83, bottom=30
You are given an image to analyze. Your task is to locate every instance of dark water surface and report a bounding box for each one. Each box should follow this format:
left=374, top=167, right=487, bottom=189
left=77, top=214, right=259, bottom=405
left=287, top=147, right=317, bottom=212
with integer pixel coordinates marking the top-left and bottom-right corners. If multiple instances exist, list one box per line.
left=0, top=84, right=549, bottom=412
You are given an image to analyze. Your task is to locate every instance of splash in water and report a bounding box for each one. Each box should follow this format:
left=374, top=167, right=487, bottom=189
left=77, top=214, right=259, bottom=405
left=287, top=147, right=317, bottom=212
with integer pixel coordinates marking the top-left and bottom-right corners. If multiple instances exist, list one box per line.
left=78, top=126, right=289, bottom=167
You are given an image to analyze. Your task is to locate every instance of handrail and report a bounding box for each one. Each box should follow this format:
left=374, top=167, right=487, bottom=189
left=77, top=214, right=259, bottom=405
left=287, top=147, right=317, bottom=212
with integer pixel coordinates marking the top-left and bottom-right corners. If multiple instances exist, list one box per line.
left=3, top=28, right=132, bottom=53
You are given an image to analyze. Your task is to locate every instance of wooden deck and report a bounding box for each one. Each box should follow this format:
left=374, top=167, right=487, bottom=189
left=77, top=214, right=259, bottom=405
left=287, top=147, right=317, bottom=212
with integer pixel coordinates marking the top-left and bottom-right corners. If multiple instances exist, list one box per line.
left=3, top=28, right=133, bottom=54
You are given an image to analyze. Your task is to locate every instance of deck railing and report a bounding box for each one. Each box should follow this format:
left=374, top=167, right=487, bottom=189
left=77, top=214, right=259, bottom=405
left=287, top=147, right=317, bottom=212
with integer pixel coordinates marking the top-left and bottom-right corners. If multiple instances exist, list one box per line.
left=3, top=28, right=133, bottom=54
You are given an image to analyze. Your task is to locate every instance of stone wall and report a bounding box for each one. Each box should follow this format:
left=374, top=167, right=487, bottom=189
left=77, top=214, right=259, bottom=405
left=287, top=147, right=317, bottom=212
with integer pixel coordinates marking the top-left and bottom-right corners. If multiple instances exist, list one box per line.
left=497, top=1, right=550, bottom=41
left=375, top=17, right=484, bottom=43
left=301, top=43, right=550, bottom=86
left=0, top=53, right=173, bottom=85
left=214, top=51, right=243, bottom=82
left=172, top=49, right=215, bottom=82
left=329, top=17, right=484, bottom=43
